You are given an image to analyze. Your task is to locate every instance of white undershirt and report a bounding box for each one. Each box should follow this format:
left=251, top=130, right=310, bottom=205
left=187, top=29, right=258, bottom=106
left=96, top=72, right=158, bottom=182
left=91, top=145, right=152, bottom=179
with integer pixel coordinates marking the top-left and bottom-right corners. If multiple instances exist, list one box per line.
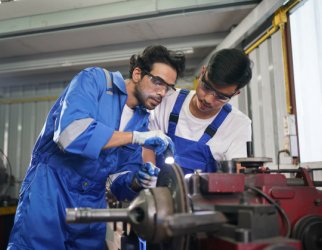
left=149, top=90, right=252, bottom=161
left=119, top=105, right=134, bottom=131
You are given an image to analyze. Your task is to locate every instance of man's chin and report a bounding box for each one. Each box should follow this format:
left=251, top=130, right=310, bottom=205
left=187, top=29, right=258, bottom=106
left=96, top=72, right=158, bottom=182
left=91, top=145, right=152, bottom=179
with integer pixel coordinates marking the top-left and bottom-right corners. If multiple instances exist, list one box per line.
left=197, top=102, right=211, bottom=112
left=145, top=100, right=161, bottom=110
left=145, top=104, right=157, bottom=110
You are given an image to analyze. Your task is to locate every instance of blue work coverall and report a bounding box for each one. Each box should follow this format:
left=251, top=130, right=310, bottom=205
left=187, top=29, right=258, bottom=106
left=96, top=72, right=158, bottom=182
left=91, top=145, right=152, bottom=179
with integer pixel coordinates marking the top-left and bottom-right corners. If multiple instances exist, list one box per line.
left=7, top=67, right=148, bottom=250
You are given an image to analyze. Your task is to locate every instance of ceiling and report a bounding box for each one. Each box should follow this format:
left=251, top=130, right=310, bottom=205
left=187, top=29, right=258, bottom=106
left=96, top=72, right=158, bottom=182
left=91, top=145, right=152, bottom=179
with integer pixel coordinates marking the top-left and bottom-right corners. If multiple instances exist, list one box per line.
left=0, top=0, right=264, bottom=85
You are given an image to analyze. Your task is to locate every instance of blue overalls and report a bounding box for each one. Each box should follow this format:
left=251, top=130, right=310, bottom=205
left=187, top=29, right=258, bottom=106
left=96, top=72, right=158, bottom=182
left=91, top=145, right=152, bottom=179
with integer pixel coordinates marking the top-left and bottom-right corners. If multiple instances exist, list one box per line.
left=109, top=105, right=149, bottom=202
left=7, top=67, right=149, bottom=250
left=158, top=89, right=232, bottom=175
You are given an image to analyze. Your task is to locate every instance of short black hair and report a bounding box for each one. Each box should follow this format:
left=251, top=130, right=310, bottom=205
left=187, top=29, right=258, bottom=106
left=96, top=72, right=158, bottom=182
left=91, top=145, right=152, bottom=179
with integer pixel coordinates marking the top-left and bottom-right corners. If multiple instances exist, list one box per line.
left=207, top=49, right=252, bottom=89
left=129, top=45, right=185, bottom=79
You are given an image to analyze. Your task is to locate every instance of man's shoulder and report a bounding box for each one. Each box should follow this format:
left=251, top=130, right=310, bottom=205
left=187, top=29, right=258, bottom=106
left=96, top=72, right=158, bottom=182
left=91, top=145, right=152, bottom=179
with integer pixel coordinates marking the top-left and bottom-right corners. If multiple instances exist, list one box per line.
left=229, top=106, right=251, bottom=124
left=83, top=67, right=126, bottom=93
left=165, top=88, right=194, bottom=102
left=81, top=67, right=122, bottom=79
left=81, top=66, right=103, bottom=74
left=78, top=67, right=108, bottom=83
left=162, top=89, right=181, bottom=104
left=154, top=89, right=194, bottom=116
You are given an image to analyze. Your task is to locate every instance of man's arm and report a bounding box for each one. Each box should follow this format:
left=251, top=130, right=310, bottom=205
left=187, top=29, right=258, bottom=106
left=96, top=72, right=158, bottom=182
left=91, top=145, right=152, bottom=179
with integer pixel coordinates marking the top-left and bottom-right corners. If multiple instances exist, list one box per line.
left=102, top=131, right=132, bottom=149
left=142, top=147, right=156, bottom=164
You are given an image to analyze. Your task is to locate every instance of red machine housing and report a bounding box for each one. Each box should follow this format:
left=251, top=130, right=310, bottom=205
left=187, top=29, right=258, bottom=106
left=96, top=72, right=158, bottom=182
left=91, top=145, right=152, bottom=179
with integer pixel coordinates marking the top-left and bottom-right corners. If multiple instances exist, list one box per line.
left=187, top=167, right=322, bottom=250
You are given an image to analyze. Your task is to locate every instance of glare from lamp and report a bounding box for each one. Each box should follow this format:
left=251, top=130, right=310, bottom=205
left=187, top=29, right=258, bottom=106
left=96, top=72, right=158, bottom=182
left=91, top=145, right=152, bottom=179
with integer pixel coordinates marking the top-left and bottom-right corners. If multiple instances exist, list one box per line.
left=164, top=147, right=175, bottom=165
left=169, top=47, right=194, bottom=55
left=165, top=156, right=175, bottom=165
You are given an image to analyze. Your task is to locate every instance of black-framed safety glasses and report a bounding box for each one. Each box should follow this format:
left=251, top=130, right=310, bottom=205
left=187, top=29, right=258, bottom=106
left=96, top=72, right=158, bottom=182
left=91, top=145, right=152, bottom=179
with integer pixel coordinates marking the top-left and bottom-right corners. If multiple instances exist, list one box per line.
left=200, top=73, right=239, bottom=102
left=142, top=70, right=176, bottom=93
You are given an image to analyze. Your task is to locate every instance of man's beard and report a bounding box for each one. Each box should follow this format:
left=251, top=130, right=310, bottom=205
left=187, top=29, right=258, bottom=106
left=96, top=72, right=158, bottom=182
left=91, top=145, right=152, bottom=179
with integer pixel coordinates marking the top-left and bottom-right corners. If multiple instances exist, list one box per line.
left=134, top=84, right=161, bottom=110
left=134, top=83, right=148, bottom=108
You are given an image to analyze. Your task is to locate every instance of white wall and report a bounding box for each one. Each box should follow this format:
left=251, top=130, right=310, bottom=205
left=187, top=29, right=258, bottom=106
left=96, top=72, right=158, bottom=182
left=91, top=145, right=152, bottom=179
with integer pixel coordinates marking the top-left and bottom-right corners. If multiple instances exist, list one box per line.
left=290, top=0, right=322, bottom=163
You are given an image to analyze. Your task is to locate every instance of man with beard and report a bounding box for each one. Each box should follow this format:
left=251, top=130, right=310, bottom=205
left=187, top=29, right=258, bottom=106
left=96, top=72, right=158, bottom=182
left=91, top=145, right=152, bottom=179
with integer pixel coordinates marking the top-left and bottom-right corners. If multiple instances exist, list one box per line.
left=7, top=45, right=185, bottom=250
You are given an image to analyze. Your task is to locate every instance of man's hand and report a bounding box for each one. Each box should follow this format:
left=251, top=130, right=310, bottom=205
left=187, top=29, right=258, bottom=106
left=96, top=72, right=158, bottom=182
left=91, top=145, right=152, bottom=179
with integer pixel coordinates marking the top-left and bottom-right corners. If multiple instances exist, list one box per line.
left=132, top=130, right=174, bottom=155
left=133, top=162, right=160, bottom=189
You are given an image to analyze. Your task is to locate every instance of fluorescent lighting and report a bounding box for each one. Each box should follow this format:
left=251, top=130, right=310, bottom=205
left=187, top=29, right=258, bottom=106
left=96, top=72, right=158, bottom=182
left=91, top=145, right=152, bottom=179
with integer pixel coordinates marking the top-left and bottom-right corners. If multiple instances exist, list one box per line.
left=0, top=0, right=21, bottom=3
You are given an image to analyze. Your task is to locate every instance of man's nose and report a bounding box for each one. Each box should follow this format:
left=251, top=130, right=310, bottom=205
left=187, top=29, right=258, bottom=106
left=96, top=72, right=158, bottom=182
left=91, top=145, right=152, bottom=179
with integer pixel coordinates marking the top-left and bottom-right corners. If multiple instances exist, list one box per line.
left=157, top=87, right=167, bottom=97
left=204, top=93, right=214, bottom=103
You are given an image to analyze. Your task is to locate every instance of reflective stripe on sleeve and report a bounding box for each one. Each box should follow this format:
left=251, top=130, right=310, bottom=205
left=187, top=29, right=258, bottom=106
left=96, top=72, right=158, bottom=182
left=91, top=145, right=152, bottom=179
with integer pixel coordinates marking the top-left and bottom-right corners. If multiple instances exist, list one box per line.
left=106, top=171, right=131, bottom=188
left=107, top=171, right=130, bottom=185
left=56, top=118, right=94, bottom=149
left=102, top=68, right=112, bottom=89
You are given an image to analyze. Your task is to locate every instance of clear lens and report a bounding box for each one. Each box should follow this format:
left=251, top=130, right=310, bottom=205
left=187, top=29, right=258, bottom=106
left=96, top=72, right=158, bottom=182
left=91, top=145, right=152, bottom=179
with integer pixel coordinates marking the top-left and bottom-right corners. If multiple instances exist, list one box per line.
left=215, top=93, right=229, bottom=101
left=145, top=71, right=176, bottom=94
left=149, top=76, right=175, bottom=93
left=150, top=76, right=164, bottom=86
left=200, top=77, right=230, bottom=102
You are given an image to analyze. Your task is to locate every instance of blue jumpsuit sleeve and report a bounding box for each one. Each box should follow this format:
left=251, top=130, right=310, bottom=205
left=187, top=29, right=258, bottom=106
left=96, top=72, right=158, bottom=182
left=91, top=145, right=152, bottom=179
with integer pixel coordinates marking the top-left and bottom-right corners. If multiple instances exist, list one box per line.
left=53, top=68, right=115, bottom=159
left=109, top=147, right=144, bottom=201
left=110, top=169, right=139, bottom=201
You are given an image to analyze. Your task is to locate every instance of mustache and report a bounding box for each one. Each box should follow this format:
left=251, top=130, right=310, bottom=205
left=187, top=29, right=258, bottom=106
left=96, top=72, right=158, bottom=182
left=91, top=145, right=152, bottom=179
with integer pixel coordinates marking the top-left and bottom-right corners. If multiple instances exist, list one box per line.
left=151, top=95, right=162, bottom=103
left=199, top=99, right=211, bottom=107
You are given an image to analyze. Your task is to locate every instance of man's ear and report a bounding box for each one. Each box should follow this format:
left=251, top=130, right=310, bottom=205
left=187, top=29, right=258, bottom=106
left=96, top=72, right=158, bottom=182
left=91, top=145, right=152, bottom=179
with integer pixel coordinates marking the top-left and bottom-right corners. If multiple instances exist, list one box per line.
left=201, top=65, right=207, bottom=74
left=132, top=67, right=142, bottom=83
left=199, top=65, right=206, bottom=78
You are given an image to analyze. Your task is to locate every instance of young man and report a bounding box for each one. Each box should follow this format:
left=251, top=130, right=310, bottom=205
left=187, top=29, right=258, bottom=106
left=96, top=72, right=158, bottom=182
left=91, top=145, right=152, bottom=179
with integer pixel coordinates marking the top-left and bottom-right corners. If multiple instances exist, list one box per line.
left=7, top=45, right=185, bottom=250
left=145, top=48, right=252, bottom=174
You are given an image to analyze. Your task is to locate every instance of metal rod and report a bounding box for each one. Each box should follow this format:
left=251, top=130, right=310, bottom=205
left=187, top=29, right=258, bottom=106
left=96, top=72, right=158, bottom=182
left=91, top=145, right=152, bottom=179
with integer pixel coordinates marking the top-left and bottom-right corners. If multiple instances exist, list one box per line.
left=66, top=208, right=130, bottom=223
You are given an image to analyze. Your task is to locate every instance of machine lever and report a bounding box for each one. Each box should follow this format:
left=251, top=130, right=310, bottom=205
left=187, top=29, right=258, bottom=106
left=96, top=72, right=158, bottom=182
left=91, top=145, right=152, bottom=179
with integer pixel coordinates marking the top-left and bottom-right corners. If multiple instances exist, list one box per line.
left=166, top=211, right=227, bottom=236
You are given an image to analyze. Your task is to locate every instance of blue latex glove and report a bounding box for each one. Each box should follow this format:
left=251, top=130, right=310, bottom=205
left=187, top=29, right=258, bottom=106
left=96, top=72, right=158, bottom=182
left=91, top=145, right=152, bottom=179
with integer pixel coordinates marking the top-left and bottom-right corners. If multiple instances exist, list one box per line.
left=135, top=162, right=160, bottom=189
left=132, top=130, right=174, bottom=155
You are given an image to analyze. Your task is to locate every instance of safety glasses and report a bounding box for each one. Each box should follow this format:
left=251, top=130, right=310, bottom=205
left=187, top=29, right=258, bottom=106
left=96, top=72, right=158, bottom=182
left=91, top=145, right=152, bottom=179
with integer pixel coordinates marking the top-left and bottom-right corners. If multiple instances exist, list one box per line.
left=199, top=74, right=239, bottom=102
left=142, top=70, right=176, bottom=94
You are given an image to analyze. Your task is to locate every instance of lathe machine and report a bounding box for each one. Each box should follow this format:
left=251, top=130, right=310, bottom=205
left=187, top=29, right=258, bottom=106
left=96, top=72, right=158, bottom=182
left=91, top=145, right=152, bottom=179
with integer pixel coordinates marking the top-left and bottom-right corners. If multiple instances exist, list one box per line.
left=66, top=155, right=322, bottom=250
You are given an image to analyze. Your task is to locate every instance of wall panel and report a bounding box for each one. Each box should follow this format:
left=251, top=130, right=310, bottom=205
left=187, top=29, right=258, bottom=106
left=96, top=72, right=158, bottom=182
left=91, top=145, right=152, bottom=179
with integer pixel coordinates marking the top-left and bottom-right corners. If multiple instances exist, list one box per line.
left=247, top=30, right=290, bottom=166
left=0, top=81, right=66, bottom=197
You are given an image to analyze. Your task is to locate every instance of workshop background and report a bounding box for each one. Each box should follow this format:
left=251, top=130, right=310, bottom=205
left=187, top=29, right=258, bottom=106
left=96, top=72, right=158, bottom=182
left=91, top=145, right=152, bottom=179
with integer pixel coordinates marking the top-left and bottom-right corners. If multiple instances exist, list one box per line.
left=0, top=0, right=321, bottom=249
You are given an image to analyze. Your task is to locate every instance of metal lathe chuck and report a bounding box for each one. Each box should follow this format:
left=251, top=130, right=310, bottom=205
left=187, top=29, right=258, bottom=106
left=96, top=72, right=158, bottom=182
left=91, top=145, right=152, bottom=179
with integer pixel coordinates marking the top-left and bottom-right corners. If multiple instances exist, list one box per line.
left=66, top=163, right=226, bottom=250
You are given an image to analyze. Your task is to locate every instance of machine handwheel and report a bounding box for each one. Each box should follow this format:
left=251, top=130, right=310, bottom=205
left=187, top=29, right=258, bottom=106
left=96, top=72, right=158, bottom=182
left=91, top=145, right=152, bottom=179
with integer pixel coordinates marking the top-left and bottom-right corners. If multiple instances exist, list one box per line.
left=155, top=163, right=190, bottom=250
left=292, top=215, right=322, bottom=250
